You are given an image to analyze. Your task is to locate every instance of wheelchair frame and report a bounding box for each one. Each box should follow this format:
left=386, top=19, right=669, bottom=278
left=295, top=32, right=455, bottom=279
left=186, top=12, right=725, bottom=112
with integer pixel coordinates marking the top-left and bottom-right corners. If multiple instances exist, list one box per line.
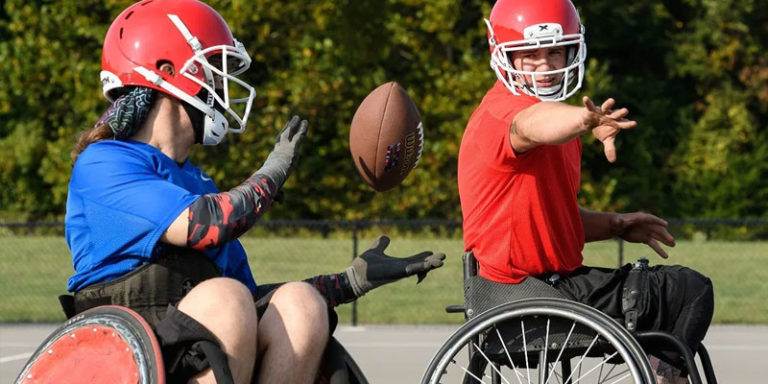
left=422, top=253, right=718, bottom=384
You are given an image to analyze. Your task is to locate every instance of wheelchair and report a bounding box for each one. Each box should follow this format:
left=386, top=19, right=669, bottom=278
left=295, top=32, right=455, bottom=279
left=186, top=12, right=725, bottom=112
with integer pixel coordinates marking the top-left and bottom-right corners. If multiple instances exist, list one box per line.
left=421, top=253, right=717, bottom=384
left=15, top=305, right=369, bottom=384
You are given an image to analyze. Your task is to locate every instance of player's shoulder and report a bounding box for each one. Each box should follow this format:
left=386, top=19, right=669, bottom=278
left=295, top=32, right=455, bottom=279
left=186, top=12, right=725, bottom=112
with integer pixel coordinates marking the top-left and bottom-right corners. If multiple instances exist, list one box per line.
left=78, top=140, right=149, bottom=160
left=477, top=81, right=540, bottom=124
left=74, top=140, right=160, bottom=176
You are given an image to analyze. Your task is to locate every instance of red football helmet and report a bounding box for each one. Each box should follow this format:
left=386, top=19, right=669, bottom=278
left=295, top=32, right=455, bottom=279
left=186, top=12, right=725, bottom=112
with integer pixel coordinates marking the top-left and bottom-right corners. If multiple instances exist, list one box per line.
left=485, top=0, right=586, bottom=101
left=101, top=0, right=255, bottom=145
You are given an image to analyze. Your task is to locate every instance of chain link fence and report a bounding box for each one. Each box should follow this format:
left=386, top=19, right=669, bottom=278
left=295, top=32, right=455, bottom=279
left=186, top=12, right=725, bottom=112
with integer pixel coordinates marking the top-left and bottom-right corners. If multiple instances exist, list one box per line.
left=2, top=218, right=768, bottom=324
left=0, top=219, right=463, bottom=324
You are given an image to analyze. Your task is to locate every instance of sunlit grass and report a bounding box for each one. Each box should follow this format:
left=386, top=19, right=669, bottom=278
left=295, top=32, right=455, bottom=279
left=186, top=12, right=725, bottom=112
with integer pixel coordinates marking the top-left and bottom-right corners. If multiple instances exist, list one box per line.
left=1, top=236, right=766, bottom=324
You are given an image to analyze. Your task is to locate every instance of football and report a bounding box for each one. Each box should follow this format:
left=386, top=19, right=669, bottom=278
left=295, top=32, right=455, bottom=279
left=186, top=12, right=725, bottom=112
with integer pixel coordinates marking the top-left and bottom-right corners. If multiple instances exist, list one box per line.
left=349, top=82, right=423, bottom=192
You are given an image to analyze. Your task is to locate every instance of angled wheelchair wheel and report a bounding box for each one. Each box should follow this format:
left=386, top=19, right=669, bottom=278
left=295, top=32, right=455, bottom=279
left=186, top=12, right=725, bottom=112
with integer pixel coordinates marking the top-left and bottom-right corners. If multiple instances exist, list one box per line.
left=316, top=336, right=369, bottom=384
left=422, top=298, right=655, bottom=384
left=15, top=305, right=164, bottom=384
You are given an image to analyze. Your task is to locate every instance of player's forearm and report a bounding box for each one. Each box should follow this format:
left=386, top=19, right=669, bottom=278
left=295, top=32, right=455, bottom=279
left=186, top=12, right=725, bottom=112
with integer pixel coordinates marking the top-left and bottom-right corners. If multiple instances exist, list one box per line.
left=511, top=102, right=588, bottom=152
left=302, top=273, right=357, bottom=307
left=579, top=207, right=619, bottom=242
left=185, top=172, right=278, bottom=250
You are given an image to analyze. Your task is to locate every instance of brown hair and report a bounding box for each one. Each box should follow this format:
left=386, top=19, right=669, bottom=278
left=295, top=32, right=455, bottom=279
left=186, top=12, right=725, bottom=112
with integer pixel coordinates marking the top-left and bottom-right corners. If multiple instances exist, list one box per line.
left=71, top=123, right=114, bottom=162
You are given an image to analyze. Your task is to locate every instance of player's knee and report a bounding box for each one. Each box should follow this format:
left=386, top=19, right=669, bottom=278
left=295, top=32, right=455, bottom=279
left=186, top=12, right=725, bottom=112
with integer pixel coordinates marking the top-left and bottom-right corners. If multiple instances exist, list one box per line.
left=273, top=282, right=329, bottom=337
left=279, top=282, right=327, bottom=318
left=179, top=277, right=258, bottom=334
left=678, top=267, right=713, bottom=303
left=669, top=267, right=715, bottom=348
left=183, top=277, right=254, bottom=308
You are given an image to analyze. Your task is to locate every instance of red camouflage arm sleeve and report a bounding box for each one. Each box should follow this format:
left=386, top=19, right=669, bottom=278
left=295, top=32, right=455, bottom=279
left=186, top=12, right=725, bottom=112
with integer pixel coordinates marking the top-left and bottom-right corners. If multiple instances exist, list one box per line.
left=186, top=173, right=277, bottom=250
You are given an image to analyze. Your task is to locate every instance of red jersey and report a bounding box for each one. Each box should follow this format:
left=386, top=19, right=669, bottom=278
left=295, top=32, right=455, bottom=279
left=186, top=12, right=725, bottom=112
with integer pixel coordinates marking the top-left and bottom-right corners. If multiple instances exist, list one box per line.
left=458, top=81, right=585, bottom=283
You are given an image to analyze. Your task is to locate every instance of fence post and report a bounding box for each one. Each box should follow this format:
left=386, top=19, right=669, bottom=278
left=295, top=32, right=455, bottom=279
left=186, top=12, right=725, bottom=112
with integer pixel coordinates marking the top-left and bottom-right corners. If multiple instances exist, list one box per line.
left=351, top=223, right=359, bottom=327
left=617, top=238, right=624, bottom=267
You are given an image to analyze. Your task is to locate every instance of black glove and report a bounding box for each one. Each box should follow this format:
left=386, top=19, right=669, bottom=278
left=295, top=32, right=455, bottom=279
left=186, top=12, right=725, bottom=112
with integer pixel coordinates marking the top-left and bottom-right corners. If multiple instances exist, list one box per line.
left=344, top=235, right=446, bottom=297
left=256, top=115, right=308, bottom=191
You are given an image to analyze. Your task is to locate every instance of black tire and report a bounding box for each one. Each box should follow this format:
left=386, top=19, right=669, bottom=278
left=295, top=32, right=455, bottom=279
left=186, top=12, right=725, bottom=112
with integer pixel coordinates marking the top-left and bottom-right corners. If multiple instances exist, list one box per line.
left=317, top=336, right=370, bottom=384
left=422, top=298, right=655, bottom=384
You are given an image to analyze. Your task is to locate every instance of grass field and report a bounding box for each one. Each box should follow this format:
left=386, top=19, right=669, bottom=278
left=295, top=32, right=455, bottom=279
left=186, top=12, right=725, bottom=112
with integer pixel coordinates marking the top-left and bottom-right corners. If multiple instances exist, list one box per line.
left=1, top=236, right=766, bottom=324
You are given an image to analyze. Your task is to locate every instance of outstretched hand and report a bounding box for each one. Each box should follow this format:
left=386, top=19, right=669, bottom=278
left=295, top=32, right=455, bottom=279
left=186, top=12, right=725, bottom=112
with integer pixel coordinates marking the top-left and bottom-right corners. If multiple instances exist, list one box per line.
left=344, top=235, right=446, bottom=297
left=259, top=115, right=308, bottom=189
left=581, top=97, right=637, bottom=163
left=610, top=212, right=676, bottom=259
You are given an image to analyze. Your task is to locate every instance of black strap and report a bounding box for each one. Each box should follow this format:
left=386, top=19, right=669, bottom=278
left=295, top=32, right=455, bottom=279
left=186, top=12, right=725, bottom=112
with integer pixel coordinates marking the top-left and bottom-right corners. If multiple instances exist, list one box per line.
left=193, top=340, right=235, bottom=384
left=156, top=305, right=234, bottom=384
left=58, top=294, right=76, bottom=319
left=622, top=258, right=650, bottom=332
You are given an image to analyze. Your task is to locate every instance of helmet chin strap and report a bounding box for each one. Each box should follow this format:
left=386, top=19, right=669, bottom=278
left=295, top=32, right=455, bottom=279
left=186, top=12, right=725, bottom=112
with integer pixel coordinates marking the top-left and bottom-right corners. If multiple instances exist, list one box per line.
left=528, top=82, right=564, bottom=99
left=512, top=73, right=565, bottom=100
left=181, top=88, right=229, bottom=145
left=181, top=100, right=206, bottom=144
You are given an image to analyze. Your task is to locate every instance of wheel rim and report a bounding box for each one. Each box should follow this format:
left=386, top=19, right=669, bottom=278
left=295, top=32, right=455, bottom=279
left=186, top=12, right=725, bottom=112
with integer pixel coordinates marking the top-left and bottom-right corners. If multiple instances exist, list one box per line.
left=16, top=307, right=163, bottom=384
left=423, top=299, right=654, bottom=384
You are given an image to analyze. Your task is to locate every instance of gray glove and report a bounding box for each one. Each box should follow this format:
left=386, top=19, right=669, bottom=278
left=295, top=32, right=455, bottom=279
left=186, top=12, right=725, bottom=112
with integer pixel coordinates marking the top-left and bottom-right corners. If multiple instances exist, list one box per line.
left=256, top=115, right=308, bottom=190
left=345, top=235, right=446, bottom=297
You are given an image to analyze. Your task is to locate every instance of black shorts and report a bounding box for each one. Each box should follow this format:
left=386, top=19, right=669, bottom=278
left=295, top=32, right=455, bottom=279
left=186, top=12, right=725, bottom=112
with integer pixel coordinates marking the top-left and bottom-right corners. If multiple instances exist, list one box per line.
left=555, top=264, right=714, bottom=354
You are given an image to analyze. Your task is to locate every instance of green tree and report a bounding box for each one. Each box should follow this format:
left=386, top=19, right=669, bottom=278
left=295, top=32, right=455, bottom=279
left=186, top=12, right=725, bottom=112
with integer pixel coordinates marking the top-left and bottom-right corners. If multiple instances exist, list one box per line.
left=666, top=0, right=768, bottom=218
left=0, top=1, right=126, bottom=220
left=2, top=0, right=767, bottom=223
left=575, top=1, right=701, bottom=215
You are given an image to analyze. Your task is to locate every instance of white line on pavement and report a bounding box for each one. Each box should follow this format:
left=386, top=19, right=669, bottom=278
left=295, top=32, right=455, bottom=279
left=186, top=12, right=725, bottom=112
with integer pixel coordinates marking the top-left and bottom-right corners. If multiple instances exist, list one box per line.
left=706, top=345, right=768, bottom=351
left=0, top=353, right=31, bottom=364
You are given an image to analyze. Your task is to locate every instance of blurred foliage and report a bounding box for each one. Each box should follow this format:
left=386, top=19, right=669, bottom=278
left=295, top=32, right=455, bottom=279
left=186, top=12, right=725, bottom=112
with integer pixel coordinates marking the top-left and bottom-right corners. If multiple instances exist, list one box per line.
left=1, top=0, right=767, bottom=221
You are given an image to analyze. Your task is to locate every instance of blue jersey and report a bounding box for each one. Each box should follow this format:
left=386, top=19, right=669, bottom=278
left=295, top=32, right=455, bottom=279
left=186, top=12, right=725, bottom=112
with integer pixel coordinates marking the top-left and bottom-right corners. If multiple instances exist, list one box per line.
left=65, top=140, right=257, bottom=293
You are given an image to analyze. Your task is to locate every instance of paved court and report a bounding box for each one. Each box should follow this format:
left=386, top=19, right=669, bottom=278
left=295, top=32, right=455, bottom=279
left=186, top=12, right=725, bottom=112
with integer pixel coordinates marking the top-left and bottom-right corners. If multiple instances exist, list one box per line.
left=2, top=324, right=767, bottom=383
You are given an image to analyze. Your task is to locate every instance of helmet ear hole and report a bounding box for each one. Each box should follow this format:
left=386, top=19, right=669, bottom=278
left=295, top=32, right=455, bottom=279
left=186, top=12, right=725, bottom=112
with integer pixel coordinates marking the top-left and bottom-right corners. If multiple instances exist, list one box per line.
left=156, top=60, right=175, bottom=76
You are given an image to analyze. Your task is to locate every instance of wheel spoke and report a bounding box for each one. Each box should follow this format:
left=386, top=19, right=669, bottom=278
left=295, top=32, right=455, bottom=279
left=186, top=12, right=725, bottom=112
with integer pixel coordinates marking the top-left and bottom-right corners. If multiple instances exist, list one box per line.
left=544, top=321, right=576, bottom=384
left=599, top=359, right=619, bottom=382
left=496, top=327, right=527, bottom=384
left=471, top=340, right=513, bottom=384
left=598, top=355, right=606, bottom=381
left=577, top=358, right=583, bottom=383
left=572, top=351, right=619, bottom=383
left=450, top=357, right=489, bottom=383
left=604, top=372, right=632, bottom=384
left=602, top=365, right=633, bottom=384
left=458, top=364, right=490, bottom=384
left=553, top=365, right=563, bottom=384
left=561, top=334, right=600, bottom=383
left=521, top=319, right=532, bottom=384
left=422, top=300, right=652, bottom=384
left=542, top=318, right=550, bottom=384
